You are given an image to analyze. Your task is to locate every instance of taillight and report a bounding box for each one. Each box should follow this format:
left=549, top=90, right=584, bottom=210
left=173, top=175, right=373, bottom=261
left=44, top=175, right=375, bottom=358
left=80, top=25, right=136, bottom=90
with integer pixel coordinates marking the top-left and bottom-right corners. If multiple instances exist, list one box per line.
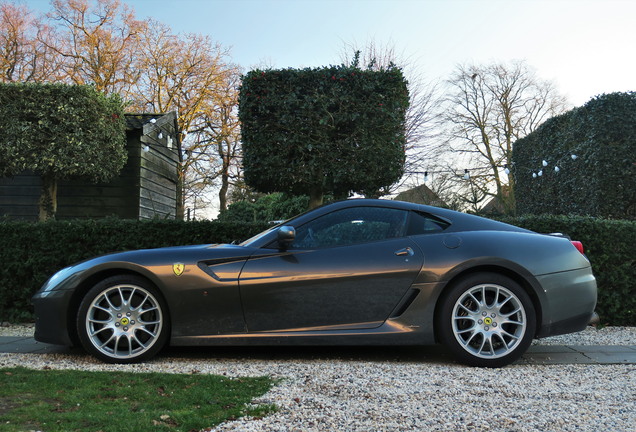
left=571, top=240, right=585, bottom=254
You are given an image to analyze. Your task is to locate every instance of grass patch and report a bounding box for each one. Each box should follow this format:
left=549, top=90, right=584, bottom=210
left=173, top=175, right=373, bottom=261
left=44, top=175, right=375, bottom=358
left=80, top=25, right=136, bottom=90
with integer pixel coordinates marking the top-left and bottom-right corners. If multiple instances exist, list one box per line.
left=0, top=367, right=276, bottom=432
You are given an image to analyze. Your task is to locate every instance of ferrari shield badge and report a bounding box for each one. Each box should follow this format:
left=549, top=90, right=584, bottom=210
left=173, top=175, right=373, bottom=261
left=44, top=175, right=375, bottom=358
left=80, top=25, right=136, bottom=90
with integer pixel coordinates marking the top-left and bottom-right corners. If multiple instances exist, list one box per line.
left=173, top=263, right=185, bottom=276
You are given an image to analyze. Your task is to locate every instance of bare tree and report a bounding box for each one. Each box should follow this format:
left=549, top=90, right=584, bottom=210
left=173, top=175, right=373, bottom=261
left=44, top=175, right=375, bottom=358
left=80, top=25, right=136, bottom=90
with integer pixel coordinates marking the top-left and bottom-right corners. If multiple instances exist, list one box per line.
left=0, top=2, right=60, bottom=82
left=184, top=67, right=242, bottom=216
left=44, top=0, right=147, bottom=94
left=130, top=19, right=233, bottom=218
left=441, top=61, right=568, bottom=213
left=199, top=69, right=242, bottom=212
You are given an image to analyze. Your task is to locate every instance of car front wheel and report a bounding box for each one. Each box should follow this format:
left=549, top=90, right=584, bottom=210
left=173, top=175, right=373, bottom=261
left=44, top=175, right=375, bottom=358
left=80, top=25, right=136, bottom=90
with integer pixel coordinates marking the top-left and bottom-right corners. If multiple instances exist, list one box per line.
left=77, top=275, right=169, bottom=363
left=437, top=273, right=536, bottom=367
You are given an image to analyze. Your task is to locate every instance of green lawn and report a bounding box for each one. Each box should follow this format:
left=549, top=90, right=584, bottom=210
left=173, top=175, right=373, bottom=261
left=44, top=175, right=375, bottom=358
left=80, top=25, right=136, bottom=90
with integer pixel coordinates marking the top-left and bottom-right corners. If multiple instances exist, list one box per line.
left=0, top=367, right=276, bottom=432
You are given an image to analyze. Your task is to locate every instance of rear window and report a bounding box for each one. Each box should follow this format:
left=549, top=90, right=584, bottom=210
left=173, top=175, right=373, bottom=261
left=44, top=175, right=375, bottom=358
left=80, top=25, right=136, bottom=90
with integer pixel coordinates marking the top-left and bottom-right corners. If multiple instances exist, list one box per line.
left=407, top=211, right=451, bottom=235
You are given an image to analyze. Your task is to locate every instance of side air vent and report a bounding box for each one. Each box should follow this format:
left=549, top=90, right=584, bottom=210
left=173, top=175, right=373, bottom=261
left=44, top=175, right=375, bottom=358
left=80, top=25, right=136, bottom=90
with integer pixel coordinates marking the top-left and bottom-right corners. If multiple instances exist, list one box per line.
left=390, top=289, right=420, bottom=319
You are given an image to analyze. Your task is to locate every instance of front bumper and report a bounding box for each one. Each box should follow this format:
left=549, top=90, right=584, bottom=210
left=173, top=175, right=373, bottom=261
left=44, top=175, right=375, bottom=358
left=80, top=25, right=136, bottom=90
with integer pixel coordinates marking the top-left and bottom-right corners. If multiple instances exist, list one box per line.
left=32, top=288, right=75, bottom=346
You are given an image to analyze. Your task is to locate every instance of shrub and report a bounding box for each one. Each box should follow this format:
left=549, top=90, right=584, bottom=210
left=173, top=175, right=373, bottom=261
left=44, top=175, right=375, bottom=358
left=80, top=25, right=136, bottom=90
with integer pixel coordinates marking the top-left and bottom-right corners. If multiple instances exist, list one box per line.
left=218, top=193, right=310, bottom=223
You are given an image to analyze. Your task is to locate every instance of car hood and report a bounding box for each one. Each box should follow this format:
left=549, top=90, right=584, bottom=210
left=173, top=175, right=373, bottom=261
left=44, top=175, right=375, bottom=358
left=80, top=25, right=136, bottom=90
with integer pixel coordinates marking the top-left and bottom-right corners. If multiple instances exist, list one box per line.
left=81, top=243, right=255, bottom=266
left=39, top=243, right=256, bottom=293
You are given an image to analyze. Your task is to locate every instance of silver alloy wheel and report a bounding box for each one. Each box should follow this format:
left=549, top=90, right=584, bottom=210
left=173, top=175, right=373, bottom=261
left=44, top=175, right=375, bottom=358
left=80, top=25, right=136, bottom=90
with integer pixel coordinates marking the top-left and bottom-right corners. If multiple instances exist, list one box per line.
left=451, top=283, right=527, bottom=359
left=85, top=284, right=163, bottom=360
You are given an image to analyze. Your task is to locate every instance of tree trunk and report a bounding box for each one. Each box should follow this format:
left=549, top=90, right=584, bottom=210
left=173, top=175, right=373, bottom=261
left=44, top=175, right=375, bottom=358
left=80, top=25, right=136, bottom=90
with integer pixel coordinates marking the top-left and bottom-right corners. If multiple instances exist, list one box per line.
left=39, top=174, right=58, bottom=221
left=175, top=133, right=186, bottom=220
left=175, top=168, right=185, bottom=220
left=503, top=178, right=516, bottom=215
left=308, top=187, right=324, bottom=209
left=219, top=171, right=229, bottom=212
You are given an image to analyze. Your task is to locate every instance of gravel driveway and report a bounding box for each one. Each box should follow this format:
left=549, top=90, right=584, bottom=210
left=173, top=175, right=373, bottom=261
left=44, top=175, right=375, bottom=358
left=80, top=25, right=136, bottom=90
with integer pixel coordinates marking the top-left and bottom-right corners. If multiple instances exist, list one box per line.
left=1, top=325, right=635, bottom=431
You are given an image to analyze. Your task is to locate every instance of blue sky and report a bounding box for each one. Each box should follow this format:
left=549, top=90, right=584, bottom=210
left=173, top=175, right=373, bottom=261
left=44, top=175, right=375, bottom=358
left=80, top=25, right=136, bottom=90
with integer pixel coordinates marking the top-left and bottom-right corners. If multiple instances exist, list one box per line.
left=27, top=0, right=636, bottom=106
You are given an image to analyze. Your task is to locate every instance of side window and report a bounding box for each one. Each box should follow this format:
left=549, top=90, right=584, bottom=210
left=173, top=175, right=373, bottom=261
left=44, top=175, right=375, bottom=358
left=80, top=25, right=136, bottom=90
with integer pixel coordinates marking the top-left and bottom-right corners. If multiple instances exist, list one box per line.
left=407, top=211, right=451, bottom=236
left=292, top=207, right=408, bottom=249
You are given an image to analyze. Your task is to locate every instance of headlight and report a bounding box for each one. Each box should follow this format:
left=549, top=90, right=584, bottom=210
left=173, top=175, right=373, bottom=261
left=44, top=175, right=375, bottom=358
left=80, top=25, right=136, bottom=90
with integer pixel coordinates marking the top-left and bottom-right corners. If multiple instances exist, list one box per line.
left=39, top=266, right=75, bottom=293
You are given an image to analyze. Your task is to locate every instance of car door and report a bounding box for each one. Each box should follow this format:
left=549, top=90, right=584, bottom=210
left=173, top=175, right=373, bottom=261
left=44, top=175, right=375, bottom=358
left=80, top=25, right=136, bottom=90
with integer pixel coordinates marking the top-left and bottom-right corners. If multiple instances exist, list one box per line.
left=238, top=206, right=424, bottom=332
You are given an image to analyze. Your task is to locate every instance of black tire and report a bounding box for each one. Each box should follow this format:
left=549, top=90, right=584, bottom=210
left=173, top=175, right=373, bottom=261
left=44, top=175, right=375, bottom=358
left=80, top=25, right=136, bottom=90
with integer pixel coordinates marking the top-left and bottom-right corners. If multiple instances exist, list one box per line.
left=436, top=272, right=536, bottom=367
left=77, top=275, right=170, bottom=363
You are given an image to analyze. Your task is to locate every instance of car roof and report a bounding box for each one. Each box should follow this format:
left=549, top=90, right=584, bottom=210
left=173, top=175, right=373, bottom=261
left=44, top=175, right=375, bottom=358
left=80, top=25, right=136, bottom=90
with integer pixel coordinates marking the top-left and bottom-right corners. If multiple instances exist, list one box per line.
left=278, top=198, right=529, bottom=236
left=244, top=198, right=530, bottom=248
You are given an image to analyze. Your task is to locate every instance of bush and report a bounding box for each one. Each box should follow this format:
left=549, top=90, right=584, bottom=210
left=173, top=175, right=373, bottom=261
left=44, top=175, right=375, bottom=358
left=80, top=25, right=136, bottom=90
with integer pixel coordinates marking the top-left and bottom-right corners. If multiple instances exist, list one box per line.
left=218, top=193, right=310, bottom=223
left=499, top=214, right=635, bottom=326
left=0, top=219, right=268, bottom=321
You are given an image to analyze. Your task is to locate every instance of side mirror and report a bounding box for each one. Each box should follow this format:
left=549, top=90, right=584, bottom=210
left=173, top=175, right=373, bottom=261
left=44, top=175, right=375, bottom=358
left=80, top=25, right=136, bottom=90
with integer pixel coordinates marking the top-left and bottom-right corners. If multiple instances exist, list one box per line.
left=277, top=226, right=295, bottom=250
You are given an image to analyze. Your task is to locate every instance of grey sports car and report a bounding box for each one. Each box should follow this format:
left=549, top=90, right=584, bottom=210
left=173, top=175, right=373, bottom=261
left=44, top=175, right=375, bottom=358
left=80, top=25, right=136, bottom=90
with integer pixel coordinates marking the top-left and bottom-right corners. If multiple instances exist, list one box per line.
left=33, top=199, right=597, bottom=367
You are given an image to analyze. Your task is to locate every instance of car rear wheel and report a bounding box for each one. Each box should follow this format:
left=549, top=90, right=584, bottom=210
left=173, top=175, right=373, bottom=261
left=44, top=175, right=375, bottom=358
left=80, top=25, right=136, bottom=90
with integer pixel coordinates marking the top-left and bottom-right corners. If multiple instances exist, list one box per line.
left=437, top=272, right=536, bottom=367
left=77, top=275, right=169, bottom=363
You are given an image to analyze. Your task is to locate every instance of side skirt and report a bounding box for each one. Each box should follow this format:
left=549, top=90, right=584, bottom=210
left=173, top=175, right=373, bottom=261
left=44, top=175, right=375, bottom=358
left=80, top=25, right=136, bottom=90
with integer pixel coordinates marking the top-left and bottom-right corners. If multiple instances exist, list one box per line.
left=170, top=320, right=435, bottom=346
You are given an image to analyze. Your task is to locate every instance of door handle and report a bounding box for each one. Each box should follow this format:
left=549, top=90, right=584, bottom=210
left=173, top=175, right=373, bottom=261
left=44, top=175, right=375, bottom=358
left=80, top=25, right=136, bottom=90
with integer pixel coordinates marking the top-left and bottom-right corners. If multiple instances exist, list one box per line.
left=394, top=247, right=414, bottom=257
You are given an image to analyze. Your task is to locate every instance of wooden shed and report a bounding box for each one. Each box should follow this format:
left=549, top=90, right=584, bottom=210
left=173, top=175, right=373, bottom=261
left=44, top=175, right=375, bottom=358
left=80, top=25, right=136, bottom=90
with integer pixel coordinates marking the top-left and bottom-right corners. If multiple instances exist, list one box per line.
left=0, top=112, right=180, bottom=220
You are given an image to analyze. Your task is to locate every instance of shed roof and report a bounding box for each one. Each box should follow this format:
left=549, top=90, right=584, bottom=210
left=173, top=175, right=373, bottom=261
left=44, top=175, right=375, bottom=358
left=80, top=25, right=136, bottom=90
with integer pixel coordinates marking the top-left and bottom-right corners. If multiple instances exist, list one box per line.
left=125, top=112, right=175, bottom=130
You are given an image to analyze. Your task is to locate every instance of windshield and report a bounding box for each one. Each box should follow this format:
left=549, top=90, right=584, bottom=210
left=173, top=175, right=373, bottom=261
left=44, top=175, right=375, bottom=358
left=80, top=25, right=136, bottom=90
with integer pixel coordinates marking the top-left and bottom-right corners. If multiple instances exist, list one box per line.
left=239, top=219, right=290, bottom=246
left=237, top=203, right=330, bottom=247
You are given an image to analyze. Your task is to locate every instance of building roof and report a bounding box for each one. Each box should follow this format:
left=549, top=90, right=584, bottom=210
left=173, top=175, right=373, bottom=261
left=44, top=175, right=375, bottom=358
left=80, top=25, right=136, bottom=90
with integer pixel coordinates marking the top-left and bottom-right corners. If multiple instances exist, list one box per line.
left=394, top=184, right=447, bottom=207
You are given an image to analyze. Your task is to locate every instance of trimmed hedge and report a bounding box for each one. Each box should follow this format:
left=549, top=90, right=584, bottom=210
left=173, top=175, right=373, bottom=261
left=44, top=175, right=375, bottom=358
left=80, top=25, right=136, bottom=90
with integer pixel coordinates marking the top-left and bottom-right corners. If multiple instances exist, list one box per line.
left=0, top=83, right=127, bottom=220
left=0, top=219, right=268, bottom=322
left=513, top=92, right=636, bottom=219
left=0, top=83, right=127, bottom=181
left=1, top=216, right=634, bottom=326
left=239, top=65, right=409, bottom=204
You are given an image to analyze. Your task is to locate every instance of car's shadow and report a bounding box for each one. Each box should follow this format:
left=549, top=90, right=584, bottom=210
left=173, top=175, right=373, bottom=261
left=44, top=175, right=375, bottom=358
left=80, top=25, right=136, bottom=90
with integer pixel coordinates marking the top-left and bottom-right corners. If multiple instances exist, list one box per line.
left=159, top=344, right=456, bottom=364
left=24, top=339, right=455, bottom=364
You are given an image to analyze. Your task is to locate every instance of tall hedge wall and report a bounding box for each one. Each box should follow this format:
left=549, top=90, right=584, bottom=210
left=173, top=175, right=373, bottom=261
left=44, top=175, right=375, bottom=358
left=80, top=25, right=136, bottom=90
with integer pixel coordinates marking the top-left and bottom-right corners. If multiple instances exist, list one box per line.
left=1, top=216, right=633, bottom=326
left=513, top=92, right=636, bottom=219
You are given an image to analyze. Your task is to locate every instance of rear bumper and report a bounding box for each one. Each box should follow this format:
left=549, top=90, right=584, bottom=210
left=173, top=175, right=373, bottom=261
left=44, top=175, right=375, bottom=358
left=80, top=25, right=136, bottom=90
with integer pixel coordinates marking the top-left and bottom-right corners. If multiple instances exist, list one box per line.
left=589, top=311, right=600, bottom=326
left=535, top=267, right=597, bottom=338
left=539, top=310, right=596, bottom=337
